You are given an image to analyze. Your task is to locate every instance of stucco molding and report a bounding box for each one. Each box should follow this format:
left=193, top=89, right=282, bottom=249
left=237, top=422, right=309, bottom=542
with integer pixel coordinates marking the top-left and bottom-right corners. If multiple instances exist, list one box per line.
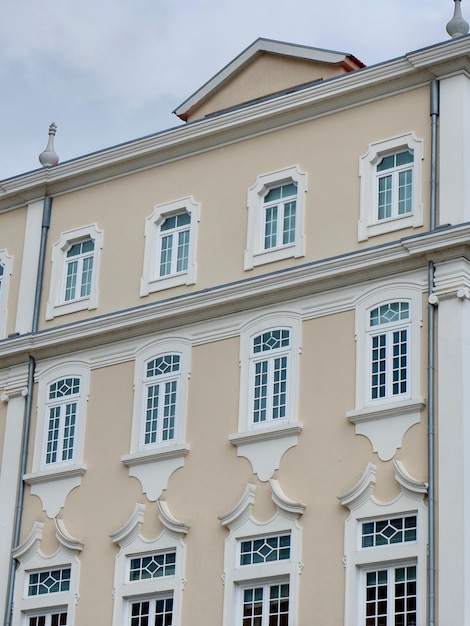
left=109, top=503, right=146, bottom=547
left=24, top=465, right=86, bottom=519
left=122, top=444, right=190, bottom=501
left=11, top=521, right=44, bottom=562
left=158, top=499, right=190, bottom=536
left=218, top=483, right=256, bottom=529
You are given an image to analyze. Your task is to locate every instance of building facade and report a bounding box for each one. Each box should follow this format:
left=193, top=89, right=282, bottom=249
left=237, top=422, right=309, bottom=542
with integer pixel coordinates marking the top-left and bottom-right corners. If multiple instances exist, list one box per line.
left=1, top=29, right=470, bottom=626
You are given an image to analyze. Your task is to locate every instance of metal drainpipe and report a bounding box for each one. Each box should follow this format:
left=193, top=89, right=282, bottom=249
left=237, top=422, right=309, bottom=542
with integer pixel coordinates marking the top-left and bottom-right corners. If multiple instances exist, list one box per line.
left=427, top=79, right=439, bottom=626
left=4, top=196, right=52, bottom=626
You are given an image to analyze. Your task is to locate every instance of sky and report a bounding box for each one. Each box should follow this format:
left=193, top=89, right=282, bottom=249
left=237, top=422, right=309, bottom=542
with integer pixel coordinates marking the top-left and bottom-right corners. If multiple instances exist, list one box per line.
left=0, top=0, right=462, bottom=182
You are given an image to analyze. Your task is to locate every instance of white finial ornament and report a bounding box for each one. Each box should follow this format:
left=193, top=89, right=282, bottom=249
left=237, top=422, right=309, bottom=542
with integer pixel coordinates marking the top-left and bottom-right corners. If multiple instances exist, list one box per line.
left=39, top=122, right=59, bottom=167
left=447, top=0, right=470, bottom=38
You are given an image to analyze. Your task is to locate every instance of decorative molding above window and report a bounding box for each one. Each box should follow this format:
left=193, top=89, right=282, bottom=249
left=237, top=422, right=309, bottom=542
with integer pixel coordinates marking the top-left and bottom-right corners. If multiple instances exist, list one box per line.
left=141, top=197, right=199, bottom=296
left=338, top=461, right=427, bottom=626
left=0, top=249, right=12, bottom=338
left=110, top=501, right=188, bottom=626
left=46, top=224, right=103, bottom=320
left=11, top=519, right=82, bottom=626
left=348, top=284, right=423, bottom=460
left=219, top=481, right=304, bottom=626
left=230, top=314, right=302, bottom=481
left=245, top=166, right=306, bottom=269
left=358, top=133, right=423, bottom=241
left=24, top=361, right=90, bottom=517
left=122, top=338, right=191, bottom=500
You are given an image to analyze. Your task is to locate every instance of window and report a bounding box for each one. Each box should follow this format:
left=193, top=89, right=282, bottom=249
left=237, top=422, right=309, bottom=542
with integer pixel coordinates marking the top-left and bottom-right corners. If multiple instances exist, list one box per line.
left=122, top=340, right=190, bottom=501
left=47, top=224, right=103, bottom=319
left=362, top=564, right=416, bottom=626
left=219, top=481, right=304, bottom=626
left=358, top=133, right=423, bottom=241
left=142, top=355, right=180, bottom=447
left=376, top=151, right=413, bottom=221
left=338, top=461, right=427, bottom=626
left=28, top=568, right=71, bottom=596
left=63, top=239, right=94, bottom=302
left=141, top=197, right=199, bottom=295
left=111, top=502, right=188, bottom=626
left=346, top=285, right=424, bottom=461
left=368, top=302, right=410, bottom=403
left=251, top=329, right=290, bottom=426
left=129, top=596, right=173, bottom=626
left=44, top=378, right=80, bottom=466
left=26, top=610, right=68, bottom=626
left=245, top=166, right=306, bottom=269
left=158, top=213, right=190, bottom=278
left=25, top=362, right=90, bottom=517
left=230, top=316, right=302, bottom=481
left=240, top=581, right=289, bottom=626
left=0, top=250, right=12, bottom=337
left=11, top=519, right=82, bottom=626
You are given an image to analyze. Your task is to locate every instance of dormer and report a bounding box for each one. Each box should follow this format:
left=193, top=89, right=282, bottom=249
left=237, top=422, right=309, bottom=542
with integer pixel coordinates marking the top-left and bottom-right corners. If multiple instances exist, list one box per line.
left=173, top=37, right=365, bottom=122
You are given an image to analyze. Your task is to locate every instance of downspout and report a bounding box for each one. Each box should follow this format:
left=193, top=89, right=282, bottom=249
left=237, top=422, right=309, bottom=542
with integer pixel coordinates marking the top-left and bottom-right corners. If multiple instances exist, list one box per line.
left=4, top=196, right=52, bottom=626
left=427, top=79, right=439, bottom=626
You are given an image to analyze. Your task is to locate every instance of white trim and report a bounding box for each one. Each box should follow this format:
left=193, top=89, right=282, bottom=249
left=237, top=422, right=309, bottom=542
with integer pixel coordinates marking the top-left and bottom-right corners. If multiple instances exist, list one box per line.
left=219, top=481, right=304, bottom=626
left=231, top=313, right=302, bottom=481
left=338, top=461, right=427, bottom=626
left=348, top=283, right=423, bottom=460
left=46, top=224, right=103, bottom=320
left=0, top=248, right=12, bottom=338
left=110, top=501, right=187, bottom=626
left=358, top=133, right=423, bottom=241
left=11, top=520, right=81, bottom=626
left=141, top=197, right=199, bottom=296
left=122, top=338, right=191, bottom=500
left=25, top=361, right=90, bottom=517
left=15, top=200, right=42, bottom=334
left=245, top=166, right=306, bottom=269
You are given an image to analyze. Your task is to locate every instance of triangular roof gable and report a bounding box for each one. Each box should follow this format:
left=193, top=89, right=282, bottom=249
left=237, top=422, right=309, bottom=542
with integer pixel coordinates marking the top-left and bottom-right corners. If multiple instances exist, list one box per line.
left=174, top=38, right=365, bottom=122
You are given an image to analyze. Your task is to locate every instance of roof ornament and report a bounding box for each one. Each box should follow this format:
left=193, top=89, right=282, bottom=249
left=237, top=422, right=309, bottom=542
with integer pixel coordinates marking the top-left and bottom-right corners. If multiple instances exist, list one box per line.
left=447, top=0, right=469, bottom=38
left=39, top=122, right=59, bottom=167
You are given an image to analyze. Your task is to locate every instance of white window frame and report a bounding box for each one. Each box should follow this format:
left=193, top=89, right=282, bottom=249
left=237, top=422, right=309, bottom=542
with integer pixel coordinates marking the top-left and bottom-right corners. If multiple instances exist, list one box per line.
left=219, top=481, right=304, bottom=626
left=346, top=284, right=424, bottom=461
left=338, top=461, right=427, bottom=626
left=238, top=315, right=301, bottom=434
left=122, top=339, right=191, bottom=501
left=229, top=314, right=302, bottom=481
left=245, top=166, right=306, bottom=269
left=24, top=361, right=90, bottom=517
left=358, top=133, right=423, bottom=241
left=46, top=224, right=103, bottom=320
left=110, top=502, right=188, bottom=626
left=11, top=519, right=82, bottom=626
left=42, top=376, right=81, bottom=468
left=141, top=197, right=199, bottom=296
left=0, top=249, right=12, bottom=338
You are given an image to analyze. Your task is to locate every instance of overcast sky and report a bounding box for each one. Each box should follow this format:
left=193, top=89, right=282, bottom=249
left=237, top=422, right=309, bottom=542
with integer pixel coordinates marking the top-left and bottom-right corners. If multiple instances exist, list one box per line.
left=0, top=0, right=462, bottom=181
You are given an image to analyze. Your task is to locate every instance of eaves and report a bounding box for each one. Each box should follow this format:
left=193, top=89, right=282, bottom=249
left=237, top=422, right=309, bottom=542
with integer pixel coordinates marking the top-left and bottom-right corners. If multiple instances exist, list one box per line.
left=1, top=37, right=470, bottom=213
left=1, top=223, right=469, bottom=367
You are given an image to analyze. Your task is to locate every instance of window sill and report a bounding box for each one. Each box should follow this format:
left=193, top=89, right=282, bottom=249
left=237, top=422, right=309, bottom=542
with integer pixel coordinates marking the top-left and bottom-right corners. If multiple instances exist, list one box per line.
left=46, top=296, right=95, bottom=320
left=141, top=272, right=193, bottom=296
left=24, top=464, right=86, bottom=518
left=229, top=423, right=302, bottom=481
left=347, top=398, right=425, bottom=461
left=122, top=444, right=190, bottom=501
left=245, top=243, right=303, bottom=270
left=358, top=212, right=421, bottom=241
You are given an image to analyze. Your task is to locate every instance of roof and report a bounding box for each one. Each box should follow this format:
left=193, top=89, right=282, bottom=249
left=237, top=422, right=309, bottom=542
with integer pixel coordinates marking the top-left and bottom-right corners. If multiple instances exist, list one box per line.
left=173, top=37, right=365, bottom=121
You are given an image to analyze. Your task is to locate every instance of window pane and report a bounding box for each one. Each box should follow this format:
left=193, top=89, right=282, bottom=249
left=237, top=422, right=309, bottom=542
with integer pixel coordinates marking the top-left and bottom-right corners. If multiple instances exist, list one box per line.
left=253, top=360, right=268, bottom=423
left=361, top=515, right=417, bottom=548
left=240, top=534, right=291, bottom=565
left=159, top=235, right=173, bottom=276
left=264, top=206, right=278, bottom=249
left=80, top=255, right=94, bottom=297
left=64, top=260, right=78, bottom=301
left=176, top=229, right=190, bottom=272
left=378, top=175, right=392, bottom=220
left=282, top=201, right=296, bottom=245
left=398, top=169, right=413, bottom=215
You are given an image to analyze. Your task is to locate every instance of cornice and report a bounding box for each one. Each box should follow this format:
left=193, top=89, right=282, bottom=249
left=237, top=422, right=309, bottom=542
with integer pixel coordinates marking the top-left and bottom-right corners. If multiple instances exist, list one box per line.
left=0, top=224, right=469, bottom=366
left=1, top=38, right=470, bottom=212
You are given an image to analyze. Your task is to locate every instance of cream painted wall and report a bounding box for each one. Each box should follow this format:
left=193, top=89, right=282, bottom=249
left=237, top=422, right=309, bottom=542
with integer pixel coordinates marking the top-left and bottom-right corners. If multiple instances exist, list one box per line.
left=0, top=205, right=28, bottom=337
left=188, top=54, right=349, bottom=121
left=37, top=86, right=430, bottom=331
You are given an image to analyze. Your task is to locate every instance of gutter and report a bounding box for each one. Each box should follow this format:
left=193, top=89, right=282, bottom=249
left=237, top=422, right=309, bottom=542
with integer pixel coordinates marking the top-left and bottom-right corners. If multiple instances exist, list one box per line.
left=4, top=197, right=52, bottom=626
left=427, top=78, right=439, bottom=626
